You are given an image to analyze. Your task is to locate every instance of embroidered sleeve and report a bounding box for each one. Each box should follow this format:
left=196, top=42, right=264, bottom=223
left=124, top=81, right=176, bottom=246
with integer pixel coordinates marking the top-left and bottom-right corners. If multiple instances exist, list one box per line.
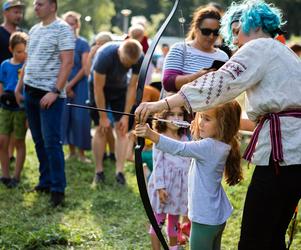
left=180, top=39, right=270, bottom=112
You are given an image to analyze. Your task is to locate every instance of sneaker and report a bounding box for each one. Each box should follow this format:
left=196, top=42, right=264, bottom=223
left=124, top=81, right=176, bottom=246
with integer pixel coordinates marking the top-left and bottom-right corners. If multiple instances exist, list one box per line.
left=116, top=172, right=126, bottom=185
left=50, top=192, right=65, bottom=207
left=109, top=153, right=116, bottom=162
left=7, top=178, right=19, bottom=188
left=0, top=177, right=11, bottom=187
left=103, top=153, right=108, bottom=162
left=33, top=185, right=50, bottom=194
left=94, top=171, right=105, bottom=184
left=9, top=156, right=16, bottom=163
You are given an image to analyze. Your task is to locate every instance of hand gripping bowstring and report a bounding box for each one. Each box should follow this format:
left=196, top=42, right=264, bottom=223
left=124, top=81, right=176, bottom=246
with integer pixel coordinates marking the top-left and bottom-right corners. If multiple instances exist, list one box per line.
left=134, top=1, right=181, bottom=249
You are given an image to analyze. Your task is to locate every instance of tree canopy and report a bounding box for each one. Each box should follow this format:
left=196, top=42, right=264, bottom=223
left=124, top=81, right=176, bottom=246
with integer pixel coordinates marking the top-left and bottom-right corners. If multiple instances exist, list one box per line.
left=2, top=0, right=300, bottom=41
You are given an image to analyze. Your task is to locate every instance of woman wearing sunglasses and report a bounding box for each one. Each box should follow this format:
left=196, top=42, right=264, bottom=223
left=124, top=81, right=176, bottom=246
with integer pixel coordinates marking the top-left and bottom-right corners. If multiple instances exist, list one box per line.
left=136, top=0, right=301, bottom=249
left=162, top=6, right=229, bottom=93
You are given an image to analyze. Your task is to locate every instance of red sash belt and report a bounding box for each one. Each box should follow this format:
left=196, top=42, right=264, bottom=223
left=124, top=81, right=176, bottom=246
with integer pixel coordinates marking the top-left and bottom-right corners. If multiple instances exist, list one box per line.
left=243, top=109, right=301, bottom=172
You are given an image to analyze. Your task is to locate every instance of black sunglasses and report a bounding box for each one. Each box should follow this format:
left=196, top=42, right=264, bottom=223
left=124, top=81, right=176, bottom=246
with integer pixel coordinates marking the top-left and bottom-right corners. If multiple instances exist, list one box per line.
left=199, top=28, right=219, bottom=36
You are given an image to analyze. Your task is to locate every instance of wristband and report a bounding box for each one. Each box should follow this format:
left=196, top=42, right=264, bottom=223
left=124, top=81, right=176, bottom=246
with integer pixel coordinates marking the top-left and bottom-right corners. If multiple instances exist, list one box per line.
left=164, top=98, right=171, bottom=111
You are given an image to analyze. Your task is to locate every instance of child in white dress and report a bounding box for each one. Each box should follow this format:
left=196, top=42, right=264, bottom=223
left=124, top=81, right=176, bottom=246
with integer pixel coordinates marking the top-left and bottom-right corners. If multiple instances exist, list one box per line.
left=147, top=106, right=191, bottom=250
left=136, top=100, right=243, bottom=250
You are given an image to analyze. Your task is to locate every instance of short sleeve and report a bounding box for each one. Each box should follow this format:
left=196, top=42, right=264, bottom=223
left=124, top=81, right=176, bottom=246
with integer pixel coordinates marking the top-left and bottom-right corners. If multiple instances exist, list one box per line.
left=80, top=38, right=90, bottom=54
left=93, top=49, right=112, bottom=74
left=58, top=23, right=75, bottom=51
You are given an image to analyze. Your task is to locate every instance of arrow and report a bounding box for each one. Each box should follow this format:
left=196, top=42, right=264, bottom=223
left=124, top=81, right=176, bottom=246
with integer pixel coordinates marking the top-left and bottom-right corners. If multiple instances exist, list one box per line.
left=67, top=103, right=190, bottom=128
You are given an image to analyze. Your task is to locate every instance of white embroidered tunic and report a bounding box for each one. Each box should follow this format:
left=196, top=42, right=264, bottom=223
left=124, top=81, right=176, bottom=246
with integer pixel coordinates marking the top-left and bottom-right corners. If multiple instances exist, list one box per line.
left=180, top=38, right=301, bottom=166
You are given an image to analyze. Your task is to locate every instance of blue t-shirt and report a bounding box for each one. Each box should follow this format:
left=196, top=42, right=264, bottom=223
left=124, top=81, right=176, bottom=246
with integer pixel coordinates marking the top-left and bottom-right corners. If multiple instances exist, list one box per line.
left=93, top=42, right=143, bottom=100
left=0, top=59, right=23, bottom=91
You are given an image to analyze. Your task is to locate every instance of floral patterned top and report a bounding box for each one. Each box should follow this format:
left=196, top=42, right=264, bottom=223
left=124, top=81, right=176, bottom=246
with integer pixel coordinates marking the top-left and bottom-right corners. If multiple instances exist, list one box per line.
left=148, top=135, right=191, bottom=215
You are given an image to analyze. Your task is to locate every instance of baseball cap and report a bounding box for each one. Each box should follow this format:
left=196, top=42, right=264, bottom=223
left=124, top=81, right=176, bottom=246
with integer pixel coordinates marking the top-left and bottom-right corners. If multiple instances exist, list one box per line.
left=2, top=0, right=25, bottom=11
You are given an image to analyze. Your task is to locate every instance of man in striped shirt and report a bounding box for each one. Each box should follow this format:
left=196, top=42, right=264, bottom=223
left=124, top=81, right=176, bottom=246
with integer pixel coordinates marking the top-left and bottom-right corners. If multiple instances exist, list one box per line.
left=15, top=0, right=75, bottom=207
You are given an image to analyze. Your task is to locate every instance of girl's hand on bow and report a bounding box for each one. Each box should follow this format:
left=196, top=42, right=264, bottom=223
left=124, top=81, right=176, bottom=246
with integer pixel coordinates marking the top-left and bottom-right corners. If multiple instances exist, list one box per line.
left=135, top=123, right=160, bottom=144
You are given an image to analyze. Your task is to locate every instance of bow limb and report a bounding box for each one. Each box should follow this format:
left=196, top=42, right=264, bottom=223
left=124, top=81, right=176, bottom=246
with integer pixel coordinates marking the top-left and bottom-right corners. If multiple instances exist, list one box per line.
left=134, top=1, right=180, bottom=249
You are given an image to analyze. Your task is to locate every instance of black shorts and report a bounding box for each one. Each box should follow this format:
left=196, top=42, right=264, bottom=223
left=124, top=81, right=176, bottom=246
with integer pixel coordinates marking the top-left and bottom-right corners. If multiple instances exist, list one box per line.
left=90, top=95, right=126, bottom=126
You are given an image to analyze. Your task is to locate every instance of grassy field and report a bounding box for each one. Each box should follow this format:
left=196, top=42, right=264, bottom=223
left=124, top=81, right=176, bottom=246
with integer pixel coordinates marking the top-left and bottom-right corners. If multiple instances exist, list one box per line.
left=0, top=138, right=301, bottom=249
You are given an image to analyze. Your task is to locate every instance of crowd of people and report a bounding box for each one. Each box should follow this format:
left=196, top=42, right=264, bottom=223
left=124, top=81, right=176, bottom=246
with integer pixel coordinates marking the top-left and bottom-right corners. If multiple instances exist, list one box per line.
left=1, top=0, right=301, bottom=249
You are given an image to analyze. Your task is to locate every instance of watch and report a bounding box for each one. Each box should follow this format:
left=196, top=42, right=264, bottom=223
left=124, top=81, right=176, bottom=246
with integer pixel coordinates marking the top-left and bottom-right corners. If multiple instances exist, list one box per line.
left=51, top=87, right=61, bottom=95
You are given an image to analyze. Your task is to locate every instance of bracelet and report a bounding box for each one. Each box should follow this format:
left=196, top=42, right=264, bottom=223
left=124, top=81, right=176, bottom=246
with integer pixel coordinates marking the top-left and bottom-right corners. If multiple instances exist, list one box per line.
left=164, top=98, right=171, bottom=111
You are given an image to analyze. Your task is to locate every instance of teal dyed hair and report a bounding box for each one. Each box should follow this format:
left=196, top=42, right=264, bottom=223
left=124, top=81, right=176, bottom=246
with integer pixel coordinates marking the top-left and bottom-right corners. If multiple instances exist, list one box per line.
left=220, top=0, right=285, bottom=47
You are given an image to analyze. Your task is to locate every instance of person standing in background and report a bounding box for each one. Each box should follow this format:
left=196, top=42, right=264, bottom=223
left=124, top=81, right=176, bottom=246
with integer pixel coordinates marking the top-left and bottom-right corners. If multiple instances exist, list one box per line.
left=1, top=0, right=25, bottom=164
left=62, top=11, right=91, bottom=163
left=92, top=39, right=143, bottom=185
left=15, top=0, right=74, bottom=207
left=0, top=0, right=24, bottom=64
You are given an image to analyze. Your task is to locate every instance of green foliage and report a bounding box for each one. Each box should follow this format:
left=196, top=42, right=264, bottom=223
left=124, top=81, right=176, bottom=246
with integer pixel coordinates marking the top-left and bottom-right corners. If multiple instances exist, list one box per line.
left=0, top=139, right=300, bottom=249
left=3, top=0, right=301, bottom=42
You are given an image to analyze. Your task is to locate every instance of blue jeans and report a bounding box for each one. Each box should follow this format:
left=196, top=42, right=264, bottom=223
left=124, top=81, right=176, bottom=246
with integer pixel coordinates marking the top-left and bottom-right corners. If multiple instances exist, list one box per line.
left=25, top=92, right=66, bottom=193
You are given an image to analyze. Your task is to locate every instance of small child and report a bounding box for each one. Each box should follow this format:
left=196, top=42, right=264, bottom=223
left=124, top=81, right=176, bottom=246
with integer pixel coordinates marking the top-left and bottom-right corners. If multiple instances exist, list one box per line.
left=135, top=100, right=243, bottom=250
left=0, top=31, right=28, bottom=188
left=142, top=106, right=191, bottom=250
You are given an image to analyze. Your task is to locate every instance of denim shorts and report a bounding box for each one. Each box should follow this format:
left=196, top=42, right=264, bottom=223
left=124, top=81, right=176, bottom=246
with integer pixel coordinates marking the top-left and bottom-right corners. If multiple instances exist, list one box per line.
left=0, top=108, right=27, bottom=139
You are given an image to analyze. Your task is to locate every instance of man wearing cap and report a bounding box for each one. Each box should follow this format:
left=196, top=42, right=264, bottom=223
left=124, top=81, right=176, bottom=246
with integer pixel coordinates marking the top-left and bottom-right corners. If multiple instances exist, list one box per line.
left=0, top=0, right=25, bottom=64
left=15, top=0, right=75, bottom=207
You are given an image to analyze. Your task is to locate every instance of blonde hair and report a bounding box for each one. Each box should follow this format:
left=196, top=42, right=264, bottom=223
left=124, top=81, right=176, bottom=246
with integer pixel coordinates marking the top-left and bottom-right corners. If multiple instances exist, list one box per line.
left=128, top=24, right=145, bottom=41
left=120, top=39, right=142, bottom=62
left=62, top=11, right=81, bottom=34
left=94, top=32, right=113, bottom=45
left=191, top=100, right=243, bottom=186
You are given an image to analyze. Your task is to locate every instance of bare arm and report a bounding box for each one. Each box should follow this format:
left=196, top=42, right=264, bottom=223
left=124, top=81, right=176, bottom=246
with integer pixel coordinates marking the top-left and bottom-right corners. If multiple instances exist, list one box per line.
left=56, top=50, right=74, bottom=90
left=68, top=52, right=89, bottom=88
left=135, top=93, right=185, bottom=124
left=124, top=74, right=138, bottom=113
left=15, top=65, right=25, bottom=104
left=66, top=51, right=88, bottom=98
left=240, top=118, right=256, bottom=132
left=93, top=71, right=107, bottom=118
left=85, top=44, right=100, bottom=76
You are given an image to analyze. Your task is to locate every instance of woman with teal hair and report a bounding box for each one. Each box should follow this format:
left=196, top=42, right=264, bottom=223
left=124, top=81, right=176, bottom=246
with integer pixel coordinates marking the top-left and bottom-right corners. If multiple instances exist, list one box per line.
left=135, top=0, right=301, bottom=249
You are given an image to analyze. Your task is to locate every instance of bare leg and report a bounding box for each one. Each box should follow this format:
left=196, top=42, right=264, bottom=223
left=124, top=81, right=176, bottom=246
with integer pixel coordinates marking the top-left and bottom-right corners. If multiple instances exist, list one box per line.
left=106, top=127, right=115, bottom=155
left=150, top=234, right=161, bottom=250
left=0, top=135, right=10, bottom=178
left=169, top=236, right=177, bottom=247
left=114, top=127, right=128, bottom=173
left=125, top=131, right=135, bottom=162
left=78, top=148, right=91, bottom=163
left=8, top=134, right=15, bottom=160
left=14, top=138, right=26, bottom=180
left=92, top=128, right=106, bottom=173
left=68, top=144, right=76, bottom=157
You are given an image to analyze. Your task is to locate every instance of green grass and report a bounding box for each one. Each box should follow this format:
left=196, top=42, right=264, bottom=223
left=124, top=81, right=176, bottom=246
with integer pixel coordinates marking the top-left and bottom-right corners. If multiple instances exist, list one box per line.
left=0, top=138, right=301, bottom=249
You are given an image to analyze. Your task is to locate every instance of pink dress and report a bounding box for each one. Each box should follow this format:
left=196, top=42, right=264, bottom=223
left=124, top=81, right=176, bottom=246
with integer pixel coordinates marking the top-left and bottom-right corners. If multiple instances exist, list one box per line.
left=148, top=135, right=191, bottom=215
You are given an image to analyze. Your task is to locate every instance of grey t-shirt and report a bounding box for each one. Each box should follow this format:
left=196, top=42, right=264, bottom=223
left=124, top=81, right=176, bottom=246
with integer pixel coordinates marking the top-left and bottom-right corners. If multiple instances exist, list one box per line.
left=156, top=135, right=233, bottom=225
left=24, top=19, right=75, bottom=97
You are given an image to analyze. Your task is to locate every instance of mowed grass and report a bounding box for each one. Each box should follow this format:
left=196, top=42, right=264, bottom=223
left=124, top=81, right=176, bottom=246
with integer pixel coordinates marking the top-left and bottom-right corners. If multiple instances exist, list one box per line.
left=0, top=138, right=300, bottom=249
